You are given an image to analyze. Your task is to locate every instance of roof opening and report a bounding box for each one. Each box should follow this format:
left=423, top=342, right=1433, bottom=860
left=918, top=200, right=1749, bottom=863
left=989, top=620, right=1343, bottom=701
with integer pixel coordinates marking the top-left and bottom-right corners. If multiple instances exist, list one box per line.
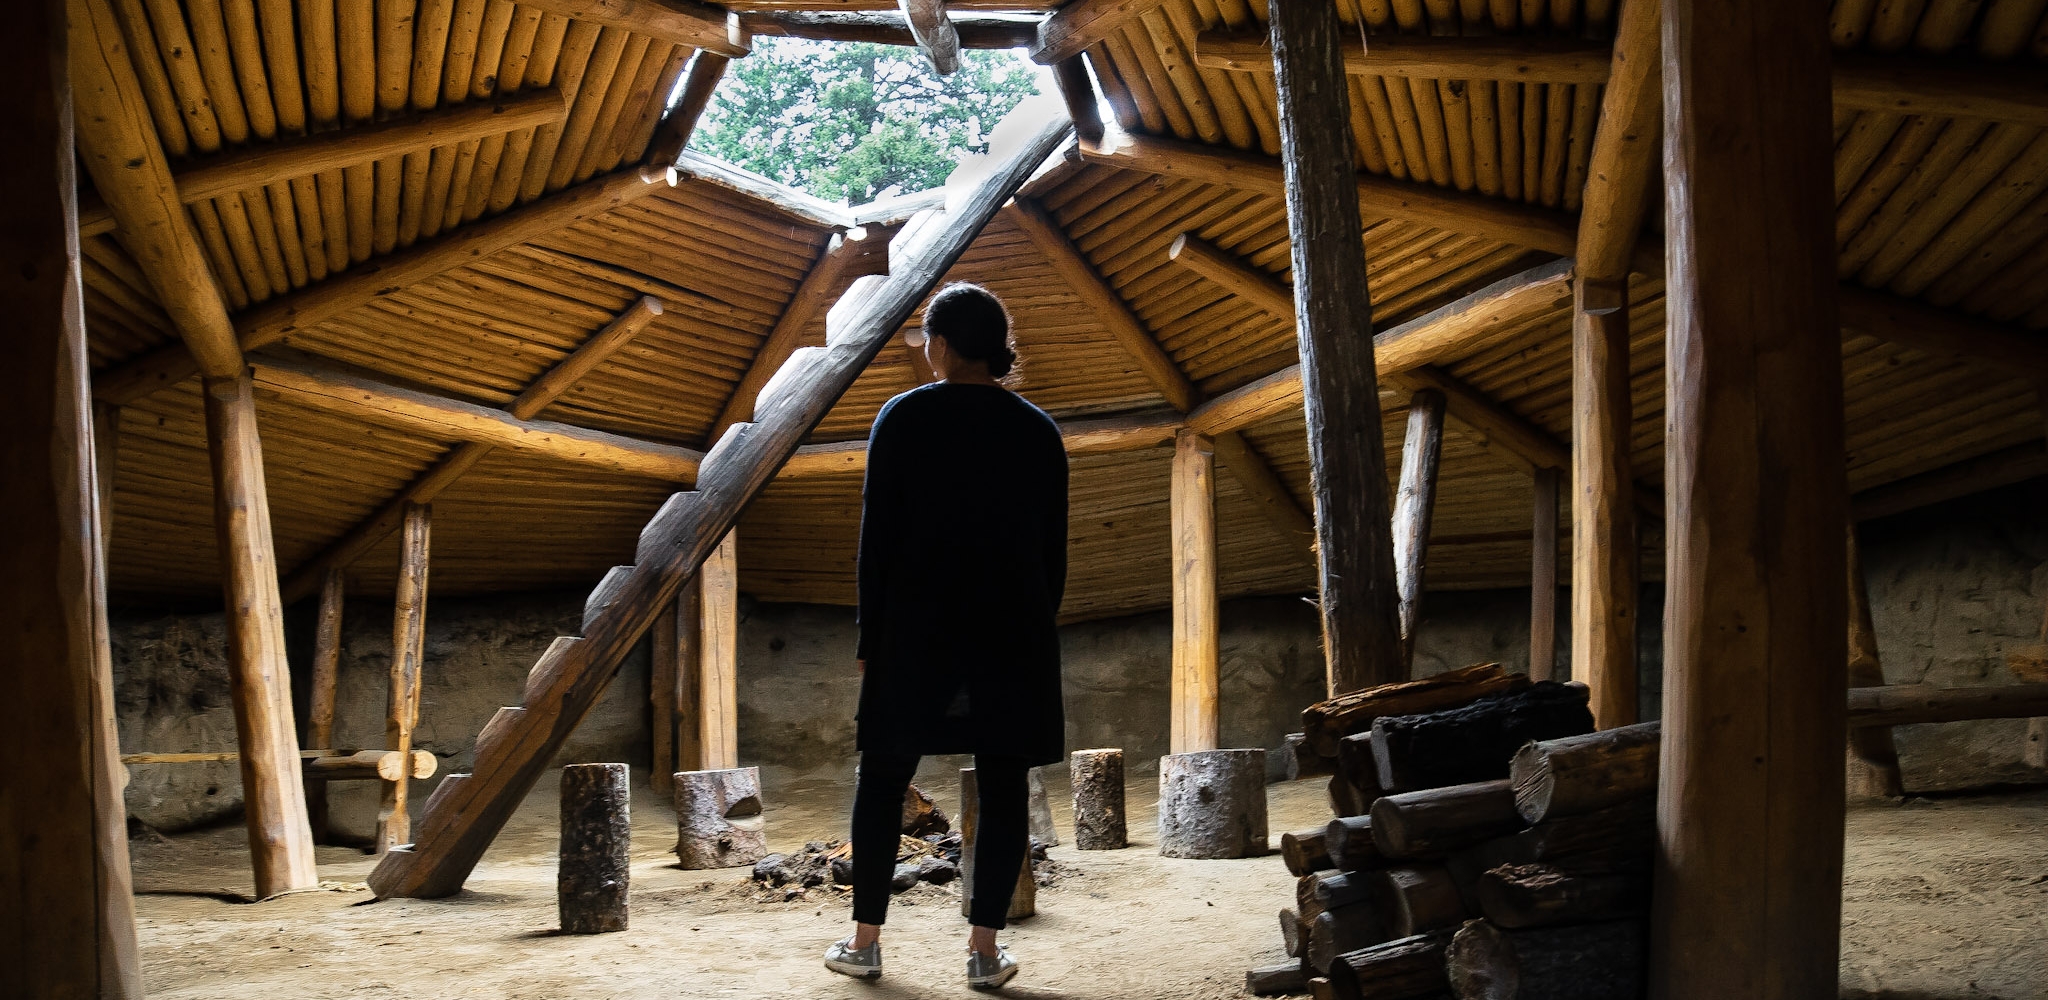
left=689, top=37, right=1049, bottom=205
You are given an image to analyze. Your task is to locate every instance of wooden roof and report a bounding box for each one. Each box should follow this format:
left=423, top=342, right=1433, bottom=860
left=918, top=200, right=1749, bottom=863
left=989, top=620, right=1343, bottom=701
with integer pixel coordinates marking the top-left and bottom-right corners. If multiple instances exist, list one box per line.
left=84, top=0, right=2047, bottom=625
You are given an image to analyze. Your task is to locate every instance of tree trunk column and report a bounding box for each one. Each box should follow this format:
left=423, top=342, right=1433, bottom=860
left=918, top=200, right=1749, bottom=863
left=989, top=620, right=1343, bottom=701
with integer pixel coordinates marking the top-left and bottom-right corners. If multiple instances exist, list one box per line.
left=378, top=502, right=431, bottom=852
left=1394, top=390, right=1447, bottom=669
left=307, top=567, right=344, bottom=842
left=698, top=530, right=739, bottom=771
left=1572, top=279, right=1638, bottom=728
left=1653, top=1, right=1848, bottom=996
left=203, top=372, right=320, bottom=896
left=1266, top=0, right=1405, bottom=696
left=1171, top=430, right=1220, bottom=754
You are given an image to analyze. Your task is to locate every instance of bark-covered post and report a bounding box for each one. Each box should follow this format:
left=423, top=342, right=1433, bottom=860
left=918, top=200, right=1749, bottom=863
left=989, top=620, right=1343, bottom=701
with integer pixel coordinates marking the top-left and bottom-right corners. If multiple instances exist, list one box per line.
left=558, top=763, right=630, bottom=933
left=1070, top=748, right=1127, bottom=850
left=1393, top=390, right=1447, bottom=669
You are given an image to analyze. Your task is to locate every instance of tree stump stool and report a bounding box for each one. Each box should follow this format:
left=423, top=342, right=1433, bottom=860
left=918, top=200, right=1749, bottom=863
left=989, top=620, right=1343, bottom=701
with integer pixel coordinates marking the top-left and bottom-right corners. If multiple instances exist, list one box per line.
left=558, top=763, right=630, bottom=933
left=1157, top=749, right=1268, bottom=859
left=958, top=767, right=1035, bottom=921
left=1027, top=766, right=1059, bottom=846
left=674, top=766, right=768, bottom=870
left=1070, top=748, right=1127, bottom=850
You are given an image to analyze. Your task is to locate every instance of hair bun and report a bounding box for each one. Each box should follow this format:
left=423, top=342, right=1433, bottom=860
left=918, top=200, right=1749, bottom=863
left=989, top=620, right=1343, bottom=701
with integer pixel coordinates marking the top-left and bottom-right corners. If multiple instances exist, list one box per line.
left=988, top=346, right=1017, bottom=379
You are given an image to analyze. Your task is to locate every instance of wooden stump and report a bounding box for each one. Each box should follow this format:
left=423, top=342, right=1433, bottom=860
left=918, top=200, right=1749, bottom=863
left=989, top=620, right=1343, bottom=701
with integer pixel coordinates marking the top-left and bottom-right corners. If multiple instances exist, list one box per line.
left=1070, top=748, right=1127, bottom=850
left=1158, top=749, right=1268, bottom=859
left=1444, top=918, right=1645, bottom=1000
left=1508, top=721, right=1661, bottom=824
left=958, top=767, right=1035, bottom=921
left=1027, top=766, right=1060, bottom=846
left=558, top=763, right=630, bottom=934
left=673, top=766, right=767, bottom=870
left=1371, top=682, right=1594, bottom=792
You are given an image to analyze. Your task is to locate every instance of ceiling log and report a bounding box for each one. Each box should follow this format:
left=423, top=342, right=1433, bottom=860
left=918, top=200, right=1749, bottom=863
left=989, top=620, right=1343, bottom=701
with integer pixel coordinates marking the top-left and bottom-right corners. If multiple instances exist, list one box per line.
left=1031, top=0, right=1152, bottom=65
left=742, top=11, right=1038, bottom=49
left=512, top=0, right=749, bottom=57
left=1196, top=30, right=1612, bottom=83
left=898, top=0, right=961, bottom=74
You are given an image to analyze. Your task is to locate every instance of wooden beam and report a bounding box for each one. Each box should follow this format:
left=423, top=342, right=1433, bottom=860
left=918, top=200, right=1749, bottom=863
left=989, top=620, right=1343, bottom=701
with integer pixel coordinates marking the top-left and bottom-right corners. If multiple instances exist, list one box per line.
left=512, top=0, right=748, bottom=57
left=377, top=503, right=431, bottom=853
left=1393, top=389, right=1446, bottom=670
left=1394, top=366, right=1574, bottom=476
left=1170, top=430, right=1220, bottom=754
left=278, top=297, right=667, bottom=603
left=1051, top=55, right=1106, bottom=146
left=674, top=575, right=705, bottom=773
left=202, top=372, right=320, bottom=897
left=1850, top=440, right=2048, bottom=522
left=1570, top=279, right=1641, bottom=729
left=1195, top=30, right=1612, bottom=83
left=92, top=166, right=669, bottom=404
left=249, top=356, right=702, bottom=481
left=77, top=88, right=570, bottom=237
left=1, top=0, right=142, bottom=982
left=1844, top=526, right=1904, bottom=798
left=898, top=0, right=960, bottom=74
left=306, top=568, right=345, bottom=842
left=1837, top=285, right=2048, bottom=381
left=776, top=412, right=1181, bottom=478
left=1846, top=683, right=2048, bottom=727
left=697, top=530, right=740, bottom=771
left=1210, top=430, right=1315, bottom=551
left=1032, top=0, right=1151, bottom=65
left=1529, top=466, right=1560, bottom=682
left=741, top=11, right=1038, bottom=49
left=1169, top=233, right=1294, bottom=317
left=1573, top=0, right=1663, bottom=285
left=1833, top=51, right=2048, bottom=127
left=1269, top=0, right=1404, bottom=696
left=649, top=48, right=737, bottom=166
left=1653, top=0, right=1847, bottom=995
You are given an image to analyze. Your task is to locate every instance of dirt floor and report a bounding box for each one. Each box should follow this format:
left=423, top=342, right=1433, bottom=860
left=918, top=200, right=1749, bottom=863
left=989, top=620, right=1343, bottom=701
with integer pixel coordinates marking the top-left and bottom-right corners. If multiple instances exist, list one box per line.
left=129, top=768, right=2048, bottom=1000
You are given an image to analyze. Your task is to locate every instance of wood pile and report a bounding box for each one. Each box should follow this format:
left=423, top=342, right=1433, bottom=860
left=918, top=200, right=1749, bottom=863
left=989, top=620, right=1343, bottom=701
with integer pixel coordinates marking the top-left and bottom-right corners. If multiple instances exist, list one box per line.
left=1252, top=667, right=1663, bottom=1000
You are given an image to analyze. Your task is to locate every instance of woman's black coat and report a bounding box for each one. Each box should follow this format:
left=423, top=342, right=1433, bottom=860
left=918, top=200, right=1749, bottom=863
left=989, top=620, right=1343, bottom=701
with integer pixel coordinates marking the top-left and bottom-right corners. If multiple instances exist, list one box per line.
left=854, top=382, right=1069, bottom=766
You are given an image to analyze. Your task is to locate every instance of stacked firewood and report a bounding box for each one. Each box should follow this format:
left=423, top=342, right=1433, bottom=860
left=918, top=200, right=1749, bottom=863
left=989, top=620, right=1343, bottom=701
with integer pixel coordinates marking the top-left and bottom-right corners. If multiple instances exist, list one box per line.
left=1250, top=663, right=1665, bottom=1000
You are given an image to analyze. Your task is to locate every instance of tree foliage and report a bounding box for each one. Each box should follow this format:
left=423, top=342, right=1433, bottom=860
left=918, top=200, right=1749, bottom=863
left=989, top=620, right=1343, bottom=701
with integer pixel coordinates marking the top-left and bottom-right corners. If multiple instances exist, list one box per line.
left=691, top=39, right=1042, bottom=204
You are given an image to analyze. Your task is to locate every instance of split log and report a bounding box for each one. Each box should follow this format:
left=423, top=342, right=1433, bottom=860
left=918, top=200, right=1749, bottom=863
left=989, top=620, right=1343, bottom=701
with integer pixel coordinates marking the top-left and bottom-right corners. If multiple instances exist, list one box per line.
left=1474, top=863, right=1648, bottom=930
left=1283, top=828, right=1335, bottom=876
left=1371, top=781, right=1524, bottom=859
left=1362, top=865, right=1467, bottom=937
left=304, top=749, right=437, bottom=782
left=1281, top=908, right=1309, bottom=957
left=1336, top=732, right=1388, bottom=806
left=901, top=783, right=949, bottom=837
left=1447, top=798, right=1656, bottom=888
left=1286, top=733, right=1335, bottom=779
left=1371, top=682, right=1593, bottom=791
left=1508, top=721, right=1661, bottom=824
left=1303, top=663, right=1526, bottom=756
left=1070, top=748, right=1127, bottom=850
left=558, top=763, right=630, bottom=934
left=1307, top=903, right=1392, bottom=975
left=1325, top=930, right=1455, bottom=1000
left=1297, top=874, right=1328, bottom=924
left=674, top=767, right=768, bottom=870
left=1027, top=766, right=1059, bottom=846
left=1324, top=816, right=1387, bottom=871
left=1329, top=773, right=1372, bottom=818
left=1444, top=919, right=1645, bottom=1000
left=1249, top=959, right=1311, bottom=996
left=959, top=765, right=1035, bottom=920
left=1158, top=749, right=1268, bottom=859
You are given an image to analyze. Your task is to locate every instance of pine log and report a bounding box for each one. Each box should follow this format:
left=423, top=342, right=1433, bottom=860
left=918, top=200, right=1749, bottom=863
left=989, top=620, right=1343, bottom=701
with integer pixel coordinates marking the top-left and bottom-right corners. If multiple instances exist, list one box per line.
left=1249, top=960, right=1311, bottom=996
left=1283, top=828, right=1335, bottom=876
left=305, top=749, right=437, bottom=782
left=1158, top=749, right=1268, bottom=859
left=1307, top=903, right=1393, bottom=975
left=1281, top=909, right=1309, bottom=957
left=1508, top=721, right=1661, bottom=824
left=1070, top=748, right=1127, bottom=850
left=378, top=503, right=431, bottom=854
left=1474, top=863, right=1648, bottom=930
left=1362, top=865, right=1468, bottom=937
left=1286, top=733, right=1336, bottom=779
left=1371, top=781, right=1524, bottom=859
left=1444, top=919, right=1645, bottom=1000
left=1325, top=930, right=1456, bottom=1000
left=674, top=767, right=768, bottom=870
left=1372, top=682, right=1593, bottom=791
left=1303, top=663, right=1525, bottom=756
left=1336, top=732, right=1389, bottom=806
left=558, top=763, right=630, bottom=933
left=1447, top=798, right=1656, bottom=889
left=1324, top=816, right=1387, bottom=872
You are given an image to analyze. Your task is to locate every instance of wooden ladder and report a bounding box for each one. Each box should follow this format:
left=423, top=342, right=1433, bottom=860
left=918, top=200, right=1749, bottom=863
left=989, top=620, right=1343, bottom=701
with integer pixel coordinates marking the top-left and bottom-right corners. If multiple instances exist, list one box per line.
left=366, top=115, right=1073, bottom=899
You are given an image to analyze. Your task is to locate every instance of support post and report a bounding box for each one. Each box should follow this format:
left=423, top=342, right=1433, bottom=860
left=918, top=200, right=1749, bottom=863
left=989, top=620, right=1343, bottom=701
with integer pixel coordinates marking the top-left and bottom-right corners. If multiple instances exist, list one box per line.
left=92, top=402, right=119, bottom=559
left=0, top=0, right=142, bottom=983
left=1393, top=390, right=1447, bottom=669
left=650, top=596, right=679, bottom=798
left=378, top=502, right=431, bottom=852
left=203, top=373, right=320, bottom=895
left=674, top=576, right=705, bottom=773
left=1652, top=0, right=1848, bottom=995
left=1267, top=0, right=1405, bottom=696
left=306, top=568, right=345, bottom=842
left=1572, top=279, right=1639, bottom=728
left=1845, top=526, right=1904, bottom=798
left=1171, top=430, right=1220, bottom=754
left=1530, top=466, right=1560, bottom=681
left=698, top=530, right=739, bottom=772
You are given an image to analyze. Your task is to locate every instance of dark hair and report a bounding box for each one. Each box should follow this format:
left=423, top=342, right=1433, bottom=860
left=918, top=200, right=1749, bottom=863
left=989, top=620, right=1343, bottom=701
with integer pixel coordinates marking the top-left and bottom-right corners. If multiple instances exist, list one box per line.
left=923, top=282, right=1017, bottom=380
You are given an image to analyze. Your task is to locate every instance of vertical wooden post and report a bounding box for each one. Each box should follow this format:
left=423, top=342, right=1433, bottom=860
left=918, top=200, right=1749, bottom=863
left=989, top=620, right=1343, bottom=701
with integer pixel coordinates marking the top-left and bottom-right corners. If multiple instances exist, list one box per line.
left=674, top=574, right=705, bottom=774
left=0, top=0, right=143, bottom=985
left=650, top=596, right=679, bottom=797
left=92, top=402, right=119, bottom=559
left=203, top=373, right=320, bottom=895
left=1266, top=0, right=1405, bottom=696
left=1652, top=0, right=1848, bottom=996
left=1844, top=526, right=1903, bottom=798
left=2023, top=579, right=2048, bottom=769
left=378, top=502, right=431, bottom=852
left=1171, top=430, right=1220, bottom=754
left=306, top=567, right=345, bottom=841
left=1572, top=278, right=1638, bottom=728
left=697, top=530, right=739, bottom=772
left=1393, top=390, right=1446, bottom=669
left=1528, top=466, right=1560, bottom=681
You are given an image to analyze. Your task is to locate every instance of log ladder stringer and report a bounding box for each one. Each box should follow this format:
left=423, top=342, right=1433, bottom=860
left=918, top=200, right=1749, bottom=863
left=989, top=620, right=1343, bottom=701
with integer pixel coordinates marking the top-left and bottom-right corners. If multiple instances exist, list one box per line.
left=366, top=113, right=1076, bottom=900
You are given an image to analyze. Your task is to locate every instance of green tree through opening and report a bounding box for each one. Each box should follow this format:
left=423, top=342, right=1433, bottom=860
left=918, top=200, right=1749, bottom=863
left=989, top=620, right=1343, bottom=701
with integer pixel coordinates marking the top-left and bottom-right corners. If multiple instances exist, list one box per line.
left=691, top=39, right=1043, bottom=204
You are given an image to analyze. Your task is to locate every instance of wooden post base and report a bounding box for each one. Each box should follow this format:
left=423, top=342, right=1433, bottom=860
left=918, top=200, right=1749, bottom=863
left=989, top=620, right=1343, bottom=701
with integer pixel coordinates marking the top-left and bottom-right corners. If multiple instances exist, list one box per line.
left=1070, top=748, right=1127, bottom=850
left=673, top=766, right=767, bottom=870
left=558, top=763, right=629, bottom=934
left=1157, top=749, right=1268, bottom=859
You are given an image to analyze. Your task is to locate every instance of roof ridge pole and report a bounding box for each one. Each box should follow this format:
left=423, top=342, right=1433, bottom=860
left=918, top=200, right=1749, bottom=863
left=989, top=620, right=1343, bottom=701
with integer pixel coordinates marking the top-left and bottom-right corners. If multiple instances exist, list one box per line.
left=1269, top=0, right=1407, bottom=695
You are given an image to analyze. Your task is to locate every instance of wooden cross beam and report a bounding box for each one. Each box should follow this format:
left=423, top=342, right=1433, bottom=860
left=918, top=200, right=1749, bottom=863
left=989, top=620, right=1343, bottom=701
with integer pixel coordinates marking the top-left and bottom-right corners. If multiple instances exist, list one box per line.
left=650, top=45, right=739, bottom=166
left=741, top=11, right=1039, bottom=50
left=898, top=0, right=962, bottom=75
left=1031, top=0, right=1152, bottom=65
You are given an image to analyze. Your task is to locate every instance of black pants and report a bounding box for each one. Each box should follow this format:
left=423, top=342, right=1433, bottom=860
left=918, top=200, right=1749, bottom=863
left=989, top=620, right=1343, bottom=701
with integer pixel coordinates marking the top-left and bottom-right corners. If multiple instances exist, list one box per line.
left=852, top=751, right=1031, bottom=930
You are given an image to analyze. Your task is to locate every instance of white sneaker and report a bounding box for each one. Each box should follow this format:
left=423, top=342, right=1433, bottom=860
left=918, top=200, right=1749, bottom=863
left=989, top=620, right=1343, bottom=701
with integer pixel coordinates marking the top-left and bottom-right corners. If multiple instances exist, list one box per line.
left=824, top=936, right=882, bottom=979
left=966, top=945, right=1018, bottom=989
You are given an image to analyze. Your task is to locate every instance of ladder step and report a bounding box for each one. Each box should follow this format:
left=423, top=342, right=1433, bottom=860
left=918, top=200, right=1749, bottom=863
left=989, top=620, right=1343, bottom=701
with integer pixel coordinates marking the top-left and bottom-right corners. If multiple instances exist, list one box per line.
left=473, top=706, right=530, bottom=752
left=582, top=568, right=635, bottom=633
left=636, top=491, right=700, bottom=565
left=698, top=420, right=758, bottom=484
left=522, top=639, right=583, bottom=705
left=755, top=345, right=830, bottom=418
left=889, top=208, right=945, bottom=272
left=825, top=277, right=892, bottom=348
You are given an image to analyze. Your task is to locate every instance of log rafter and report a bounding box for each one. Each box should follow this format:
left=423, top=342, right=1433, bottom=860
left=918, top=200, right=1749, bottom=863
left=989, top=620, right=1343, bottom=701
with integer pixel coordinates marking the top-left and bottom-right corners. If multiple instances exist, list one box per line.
left=512, top=0, right=749, bottom=57
left=898, top=0, right=961, bottom=75
left=742, top=11, right=1038, bottom=50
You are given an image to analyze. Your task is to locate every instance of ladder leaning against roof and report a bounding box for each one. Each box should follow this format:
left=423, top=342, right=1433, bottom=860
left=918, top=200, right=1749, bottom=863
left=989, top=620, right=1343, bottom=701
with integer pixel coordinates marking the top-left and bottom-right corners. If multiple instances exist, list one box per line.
left=366, top=110, right=1074, bottom=900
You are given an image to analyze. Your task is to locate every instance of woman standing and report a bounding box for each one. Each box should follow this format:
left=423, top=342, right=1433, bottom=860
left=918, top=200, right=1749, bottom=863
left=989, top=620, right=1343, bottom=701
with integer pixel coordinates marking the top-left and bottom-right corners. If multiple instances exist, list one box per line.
left=823, top=283, right=1069, bottom=989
